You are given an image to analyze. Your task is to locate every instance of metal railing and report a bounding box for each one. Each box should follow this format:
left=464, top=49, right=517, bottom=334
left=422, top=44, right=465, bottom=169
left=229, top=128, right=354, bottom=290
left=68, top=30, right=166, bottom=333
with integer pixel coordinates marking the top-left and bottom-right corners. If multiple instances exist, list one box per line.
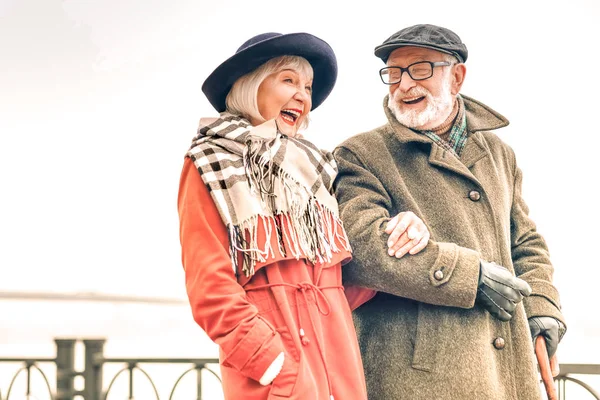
left=1, top=338, right=221, bottom=400
left=555, top=364, right=600, bottom=399
left=1, top=339, right=599, bottom=399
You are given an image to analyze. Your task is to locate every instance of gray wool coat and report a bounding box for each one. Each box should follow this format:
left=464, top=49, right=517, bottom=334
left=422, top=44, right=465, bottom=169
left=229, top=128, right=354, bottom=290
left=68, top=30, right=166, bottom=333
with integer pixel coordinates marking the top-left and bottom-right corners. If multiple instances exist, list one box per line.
left=333, top=95, right=566, bottom=400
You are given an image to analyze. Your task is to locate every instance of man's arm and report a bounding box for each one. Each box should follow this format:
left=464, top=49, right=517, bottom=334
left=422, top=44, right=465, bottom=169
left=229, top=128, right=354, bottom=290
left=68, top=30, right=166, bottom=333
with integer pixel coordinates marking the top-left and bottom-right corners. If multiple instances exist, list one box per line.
left=510, top=161, right=566, bottom=330
left=333, top=145, right=481, bottom=309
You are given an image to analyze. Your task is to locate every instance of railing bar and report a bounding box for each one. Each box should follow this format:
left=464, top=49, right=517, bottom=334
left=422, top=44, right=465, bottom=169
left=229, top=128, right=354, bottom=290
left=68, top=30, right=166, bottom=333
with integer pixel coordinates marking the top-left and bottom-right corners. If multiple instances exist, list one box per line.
left=26, top=364, right=31, bottom=396
left=197, top=367, right=202, bottom=400
left=6, top=346, right=600, bottom=400
left=558, top=376, right=600, bottom=400
left=101, top=358, right=219, bottom=364
left=558, top=364, right=600, bottom=375
left=0, top=358, right=56, bottom=363
left=129, top=364, right=134, bottom=400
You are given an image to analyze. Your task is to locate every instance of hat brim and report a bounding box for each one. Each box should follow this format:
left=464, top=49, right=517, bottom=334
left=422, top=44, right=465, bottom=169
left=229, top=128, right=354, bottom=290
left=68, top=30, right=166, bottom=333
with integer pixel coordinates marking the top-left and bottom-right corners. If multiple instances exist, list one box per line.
left=202, top=33, right=337, bottom=113
left=374, top=42, right=465, bottom=64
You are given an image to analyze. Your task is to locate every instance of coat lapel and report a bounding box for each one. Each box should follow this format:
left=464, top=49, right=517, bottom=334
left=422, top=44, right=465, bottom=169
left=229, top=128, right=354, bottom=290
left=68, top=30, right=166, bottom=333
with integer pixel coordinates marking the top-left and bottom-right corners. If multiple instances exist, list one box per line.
left=384, top=94, right=509, bottom=184
left=459, top=133, right=488, bottom=168
left=428, top=143, right=473, bottom=176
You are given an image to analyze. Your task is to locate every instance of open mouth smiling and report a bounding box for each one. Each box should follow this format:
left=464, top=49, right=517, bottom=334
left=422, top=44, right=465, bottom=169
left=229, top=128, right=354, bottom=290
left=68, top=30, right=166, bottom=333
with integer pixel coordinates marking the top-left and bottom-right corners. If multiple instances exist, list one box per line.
left=280, top=108, right=302, bottom=125
left=402, top=96, right=426, bottom=105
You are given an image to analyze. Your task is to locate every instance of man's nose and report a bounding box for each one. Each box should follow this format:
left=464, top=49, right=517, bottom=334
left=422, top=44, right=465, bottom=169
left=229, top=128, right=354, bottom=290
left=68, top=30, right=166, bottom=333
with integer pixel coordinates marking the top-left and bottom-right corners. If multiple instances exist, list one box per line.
left=397, top=71, right=417, bottom=92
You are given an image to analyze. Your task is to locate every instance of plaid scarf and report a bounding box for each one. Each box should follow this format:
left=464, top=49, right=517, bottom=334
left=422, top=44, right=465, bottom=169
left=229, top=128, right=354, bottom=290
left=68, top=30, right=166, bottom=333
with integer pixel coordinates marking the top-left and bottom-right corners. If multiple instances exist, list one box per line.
left=421, top=95, right=468, bottom=156
left=186, top=113, right=350, bottom=277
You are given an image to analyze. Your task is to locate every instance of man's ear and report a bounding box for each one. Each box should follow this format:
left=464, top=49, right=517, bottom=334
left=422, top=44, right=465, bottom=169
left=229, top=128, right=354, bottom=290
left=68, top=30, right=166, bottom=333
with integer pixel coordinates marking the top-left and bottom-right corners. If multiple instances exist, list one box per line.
left=451, top=63, right=467, bottom=95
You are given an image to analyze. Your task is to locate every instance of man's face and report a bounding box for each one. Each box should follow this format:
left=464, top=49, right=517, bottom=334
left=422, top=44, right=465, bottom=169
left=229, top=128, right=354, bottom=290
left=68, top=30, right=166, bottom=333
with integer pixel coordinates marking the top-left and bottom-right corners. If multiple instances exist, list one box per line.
left=386, top=46, right=465, bottom=130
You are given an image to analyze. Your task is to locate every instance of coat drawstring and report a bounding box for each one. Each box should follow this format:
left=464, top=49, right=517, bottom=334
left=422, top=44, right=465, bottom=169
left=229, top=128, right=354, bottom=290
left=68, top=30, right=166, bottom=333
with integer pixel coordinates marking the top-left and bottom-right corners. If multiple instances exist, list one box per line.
left=247, top=281, right=342, bottom=400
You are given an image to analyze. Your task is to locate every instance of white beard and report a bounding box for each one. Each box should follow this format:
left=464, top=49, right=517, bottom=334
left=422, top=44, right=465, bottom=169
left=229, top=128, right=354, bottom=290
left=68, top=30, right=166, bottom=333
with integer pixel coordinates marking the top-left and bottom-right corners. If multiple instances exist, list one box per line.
left=388, top=78, right=454, bottom=130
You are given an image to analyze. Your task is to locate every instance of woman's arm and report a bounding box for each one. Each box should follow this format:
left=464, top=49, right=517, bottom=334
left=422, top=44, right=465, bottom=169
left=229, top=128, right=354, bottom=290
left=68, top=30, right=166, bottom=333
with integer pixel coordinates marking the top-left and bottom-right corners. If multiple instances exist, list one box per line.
left=178, top=158, right=283, bottom=383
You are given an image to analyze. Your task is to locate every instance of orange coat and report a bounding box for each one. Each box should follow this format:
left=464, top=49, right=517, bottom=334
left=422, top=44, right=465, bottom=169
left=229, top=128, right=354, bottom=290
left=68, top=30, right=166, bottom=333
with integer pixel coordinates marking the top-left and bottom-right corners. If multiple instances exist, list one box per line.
left=178, top=158, right=370, bottom=400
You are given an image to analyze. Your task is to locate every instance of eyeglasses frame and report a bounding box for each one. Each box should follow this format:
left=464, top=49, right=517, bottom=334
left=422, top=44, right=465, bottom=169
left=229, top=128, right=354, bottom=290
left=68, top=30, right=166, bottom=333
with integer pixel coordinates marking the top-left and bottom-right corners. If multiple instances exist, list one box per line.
left=379, top=61, right=453, bottom=85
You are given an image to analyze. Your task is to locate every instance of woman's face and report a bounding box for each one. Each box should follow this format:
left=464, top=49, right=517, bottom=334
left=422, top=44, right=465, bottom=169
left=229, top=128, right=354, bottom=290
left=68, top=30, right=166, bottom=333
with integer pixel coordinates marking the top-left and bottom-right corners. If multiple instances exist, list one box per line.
left=254, top=68, right=312, bottom=137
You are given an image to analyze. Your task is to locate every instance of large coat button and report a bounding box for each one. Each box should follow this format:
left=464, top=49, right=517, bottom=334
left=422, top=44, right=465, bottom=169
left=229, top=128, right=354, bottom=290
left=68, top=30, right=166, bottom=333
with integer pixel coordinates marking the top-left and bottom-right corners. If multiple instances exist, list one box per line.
left=493, top=337, right=506, bottom=350
left=469, top=190, right=481, bottom=201
left=434, top=270, right=444, bottom=280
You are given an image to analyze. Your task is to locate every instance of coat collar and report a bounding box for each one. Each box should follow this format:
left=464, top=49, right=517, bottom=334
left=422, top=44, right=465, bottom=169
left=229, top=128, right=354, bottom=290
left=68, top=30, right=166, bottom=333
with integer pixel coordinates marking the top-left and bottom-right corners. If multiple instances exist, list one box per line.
left=382, top=94, right=509, bottom=178
left=383, top=93, right=509, bottom=143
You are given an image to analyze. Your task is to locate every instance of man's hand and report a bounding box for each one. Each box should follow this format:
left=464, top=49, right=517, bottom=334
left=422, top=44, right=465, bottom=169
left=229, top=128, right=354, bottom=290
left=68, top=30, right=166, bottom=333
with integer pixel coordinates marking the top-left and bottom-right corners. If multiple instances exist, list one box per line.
left=529, top=316, right=564, bottom=358
left=384, top=212, right=430, bottom=258
left=476, top=260, right=532, bottom=321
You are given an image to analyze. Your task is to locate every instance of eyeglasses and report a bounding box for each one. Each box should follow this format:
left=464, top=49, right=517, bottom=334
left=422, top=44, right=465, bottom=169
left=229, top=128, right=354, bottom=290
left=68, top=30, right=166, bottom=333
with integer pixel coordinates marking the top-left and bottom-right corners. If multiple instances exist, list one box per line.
left=379, top=61, right=452, bottom=85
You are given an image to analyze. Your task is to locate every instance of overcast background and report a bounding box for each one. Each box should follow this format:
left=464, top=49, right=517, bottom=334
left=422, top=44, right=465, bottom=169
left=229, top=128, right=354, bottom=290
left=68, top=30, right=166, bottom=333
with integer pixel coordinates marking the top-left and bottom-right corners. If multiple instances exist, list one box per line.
left=1, top=0, right=599, bottom=398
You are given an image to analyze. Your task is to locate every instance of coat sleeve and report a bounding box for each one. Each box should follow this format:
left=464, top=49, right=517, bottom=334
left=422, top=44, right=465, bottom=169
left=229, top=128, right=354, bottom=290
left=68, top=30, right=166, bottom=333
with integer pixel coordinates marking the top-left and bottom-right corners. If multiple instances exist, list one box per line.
left=178, top=157, right=284, bottom=382
left=509, top=158, right=566, bottom=330
left=333, top=146, right=481, bottom=308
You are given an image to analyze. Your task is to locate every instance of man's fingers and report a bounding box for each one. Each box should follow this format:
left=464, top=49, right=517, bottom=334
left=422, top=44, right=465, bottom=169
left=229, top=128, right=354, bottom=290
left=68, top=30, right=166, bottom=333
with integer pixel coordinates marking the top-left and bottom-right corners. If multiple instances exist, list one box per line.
left=516, top=279, right=532, bottom=297
left=481, top=286, right=517, bottom=315
left=494, top=308, right=512, bottom=322
left=481, top=291, right=513, bottom=321
left=544, top=333, right=558, bottom=359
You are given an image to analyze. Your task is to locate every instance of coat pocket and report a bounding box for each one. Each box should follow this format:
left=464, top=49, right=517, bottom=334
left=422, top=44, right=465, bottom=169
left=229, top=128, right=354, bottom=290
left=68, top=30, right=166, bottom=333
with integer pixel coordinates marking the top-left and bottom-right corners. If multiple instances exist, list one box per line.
left=268, top=327, right=300, bottom=398
left=411, top=303, right=442, bottom=372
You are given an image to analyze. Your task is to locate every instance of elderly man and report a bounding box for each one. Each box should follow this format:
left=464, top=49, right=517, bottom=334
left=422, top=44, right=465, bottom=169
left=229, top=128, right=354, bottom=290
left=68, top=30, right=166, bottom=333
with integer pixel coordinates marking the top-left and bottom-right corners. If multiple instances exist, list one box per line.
left=333, top=24, right=566, bottom=400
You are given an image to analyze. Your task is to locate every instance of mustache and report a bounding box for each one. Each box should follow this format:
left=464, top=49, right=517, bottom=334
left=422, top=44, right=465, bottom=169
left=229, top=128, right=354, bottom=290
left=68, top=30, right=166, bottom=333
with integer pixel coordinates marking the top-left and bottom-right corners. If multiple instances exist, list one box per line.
left=393, top=87, right=431, bottom=101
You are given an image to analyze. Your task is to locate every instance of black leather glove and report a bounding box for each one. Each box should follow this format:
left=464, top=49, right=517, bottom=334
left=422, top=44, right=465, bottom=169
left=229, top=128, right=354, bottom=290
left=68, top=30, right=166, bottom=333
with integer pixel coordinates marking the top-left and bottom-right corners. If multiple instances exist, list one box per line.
left=476, top=260, right=532, bottom=321
left=529, top=316, right=564, bottom=358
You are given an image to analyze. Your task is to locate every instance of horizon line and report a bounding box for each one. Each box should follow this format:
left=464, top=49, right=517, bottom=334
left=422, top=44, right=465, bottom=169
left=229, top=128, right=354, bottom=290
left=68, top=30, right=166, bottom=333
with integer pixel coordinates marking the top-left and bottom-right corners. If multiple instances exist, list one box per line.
left=0, top=290, right=188, bottom=304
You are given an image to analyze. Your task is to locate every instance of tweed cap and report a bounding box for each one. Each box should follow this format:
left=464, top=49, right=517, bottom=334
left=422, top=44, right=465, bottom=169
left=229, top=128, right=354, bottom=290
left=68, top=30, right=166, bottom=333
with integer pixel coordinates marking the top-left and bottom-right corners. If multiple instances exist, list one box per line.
left=374, top=24, right=468, bottom=63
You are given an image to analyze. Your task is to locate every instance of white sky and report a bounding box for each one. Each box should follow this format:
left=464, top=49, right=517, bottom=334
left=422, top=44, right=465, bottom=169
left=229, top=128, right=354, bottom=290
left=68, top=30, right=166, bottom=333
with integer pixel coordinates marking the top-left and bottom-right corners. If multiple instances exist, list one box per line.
left=1, top=0, right=599, bottom=363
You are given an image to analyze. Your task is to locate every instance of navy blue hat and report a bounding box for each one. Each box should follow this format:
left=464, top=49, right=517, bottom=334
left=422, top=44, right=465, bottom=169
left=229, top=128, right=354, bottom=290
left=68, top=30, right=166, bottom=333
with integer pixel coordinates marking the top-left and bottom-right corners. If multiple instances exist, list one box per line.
left=202, top=32, right=338, bottom=113
left=374, top=24, right=468, bottom=64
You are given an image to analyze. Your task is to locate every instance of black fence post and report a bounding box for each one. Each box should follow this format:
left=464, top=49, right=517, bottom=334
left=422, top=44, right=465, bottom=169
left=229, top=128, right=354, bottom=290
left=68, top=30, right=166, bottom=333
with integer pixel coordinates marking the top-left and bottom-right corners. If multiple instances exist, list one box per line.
left=82, top=339, right=106, bottom=400
left=55, top=339, right=76, bottom=400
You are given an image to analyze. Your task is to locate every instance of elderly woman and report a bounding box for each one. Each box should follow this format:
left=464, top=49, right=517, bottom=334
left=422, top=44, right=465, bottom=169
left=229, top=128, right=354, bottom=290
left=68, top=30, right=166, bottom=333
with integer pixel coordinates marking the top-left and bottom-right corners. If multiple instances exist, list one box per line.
left=177, top=32, right=429, bottom=400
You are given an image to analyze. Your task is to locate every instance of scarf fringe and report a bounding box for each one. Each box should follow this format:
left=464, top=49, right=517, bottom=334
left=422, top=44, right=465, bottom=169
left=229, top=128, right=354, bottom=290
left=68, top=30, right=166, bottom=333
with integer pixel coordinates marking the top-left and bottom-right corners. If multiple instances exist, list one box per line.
left=229, top=204, right=351, bottom=278
left=227, top=135, right=350, bottom=276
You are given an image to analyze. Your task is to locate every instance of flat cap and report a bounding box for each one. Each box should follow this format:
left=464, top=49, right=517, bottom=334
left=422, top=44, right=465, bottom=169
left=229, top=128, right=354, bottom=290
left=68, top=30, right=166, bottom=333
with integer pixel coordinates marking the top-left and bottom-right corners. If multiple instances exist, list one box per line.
left=374, top=24, right=468, bottom=63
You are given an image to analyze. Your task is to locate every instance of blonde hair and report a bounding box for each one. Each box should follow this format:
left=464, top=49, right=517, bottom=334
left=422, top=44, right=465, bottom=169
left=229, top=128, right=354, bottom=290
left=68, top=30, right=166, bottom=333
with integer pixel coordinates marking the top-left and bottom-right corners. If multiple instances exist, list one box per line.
left=225, top=55, right=313, bottom=130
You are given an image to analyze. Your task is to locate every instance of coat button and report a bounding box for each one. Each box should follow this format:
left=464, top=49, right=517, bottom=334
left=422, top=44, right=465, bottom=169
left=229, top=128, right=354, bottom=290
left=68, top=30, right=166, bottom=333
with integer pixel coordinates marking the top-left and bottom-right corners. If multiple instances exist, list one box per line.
left=493, top=337, right=505, bottom=350
left=434, top=270, right=444, bottom=280
left=468, top=190, right=481, bottom=201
